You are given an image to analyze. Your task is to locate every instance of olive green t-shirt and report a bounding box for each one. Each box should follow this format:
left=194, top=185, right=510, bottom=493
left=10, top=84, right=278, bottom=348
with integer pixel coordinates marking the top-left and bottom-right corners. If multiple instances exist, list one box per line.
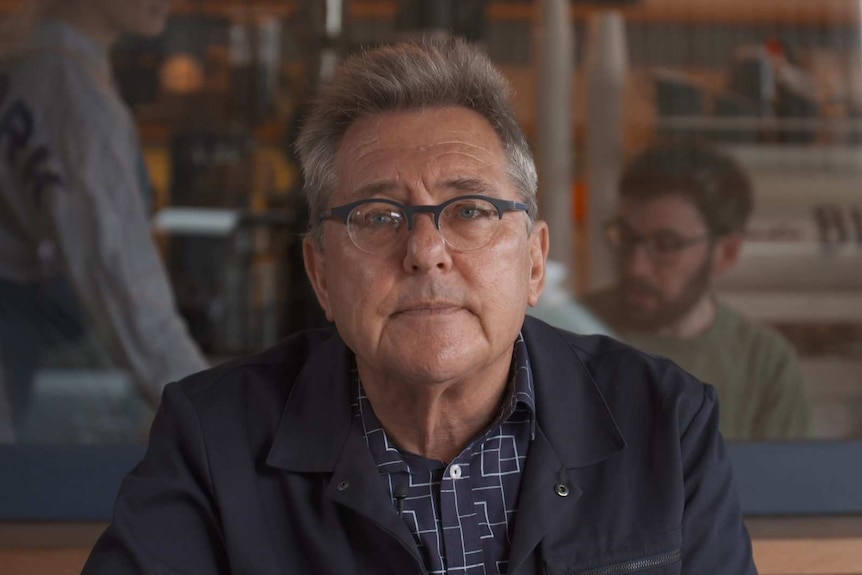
left=583, top=289, right=811, bottom=441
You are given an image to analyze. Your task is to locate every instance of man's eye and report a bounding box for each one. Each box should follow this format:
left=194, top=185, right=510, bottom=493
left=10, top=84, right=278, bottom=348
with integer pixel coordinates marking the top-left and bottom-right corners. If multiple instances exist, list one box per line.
left=651, top=236, right=686, bottom=254
left=454, top=203, right=495, bottom=220
left=358, top=209, right=402, bottom=228
left=613, top=231, right=639, bottom=249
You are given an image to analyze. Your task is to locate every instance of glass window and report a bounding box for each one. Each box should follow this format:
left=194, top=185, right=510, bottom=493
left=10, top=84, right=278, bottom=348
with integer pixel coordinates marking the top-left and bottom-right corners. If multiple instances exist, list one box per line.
left=0, top=1, right=859, bottom=447
left=567, top=0, right=862, bottom=441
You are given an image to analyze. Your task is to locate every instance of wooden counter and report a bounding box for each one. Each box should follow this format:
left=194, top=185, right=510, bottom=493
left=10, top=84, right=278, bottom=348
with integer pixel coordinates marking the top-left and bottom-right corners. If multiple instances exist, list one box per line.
left=3, top=517, right=862, bottom=575
left=749, top=517, right=862, bottom=574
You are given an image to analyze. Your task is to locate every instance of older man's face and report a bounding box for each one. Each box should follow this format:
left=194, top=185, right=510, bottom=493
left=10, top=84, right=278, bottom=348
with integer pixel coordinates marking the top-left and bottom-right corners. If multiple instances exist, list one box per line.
left=304, top=107, right=548, bottom=386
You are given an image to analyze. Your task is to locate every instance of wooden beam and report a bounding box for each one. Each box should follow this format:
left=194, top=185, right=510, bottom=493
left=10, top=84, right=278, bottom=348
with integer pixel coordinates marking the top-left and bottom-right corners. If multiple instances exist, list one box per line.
left=349, top=0, right=860, bottom=27
left=619, top=0, right=859, bottom=26
left=170, top=2, right=298, bottom=18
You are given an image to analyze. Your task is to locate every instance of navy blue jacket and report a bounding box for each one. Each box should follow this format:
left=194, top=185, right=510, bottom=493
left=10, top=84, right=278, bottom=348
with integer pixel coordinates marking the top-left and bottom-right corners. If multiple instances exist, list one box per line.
left=82, top=317, right=756, bottom=574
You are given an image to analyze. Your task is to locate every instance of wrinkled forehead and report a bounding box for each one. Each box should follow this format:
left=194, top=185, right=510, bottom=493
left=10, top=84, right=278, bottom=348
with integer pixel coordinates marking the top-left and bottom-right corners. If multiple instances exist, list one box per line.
left=333, top=107, right=512, bottom=201
left=336, top=107, right=506, bottom=162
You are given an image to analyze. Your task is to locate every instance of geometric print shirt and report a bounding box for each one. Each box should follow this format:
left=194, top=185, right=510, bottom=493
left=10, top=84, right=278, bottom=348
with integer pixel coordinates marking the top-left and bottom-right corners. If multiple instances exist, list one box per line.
left=353, top=332, right=536, bottom=575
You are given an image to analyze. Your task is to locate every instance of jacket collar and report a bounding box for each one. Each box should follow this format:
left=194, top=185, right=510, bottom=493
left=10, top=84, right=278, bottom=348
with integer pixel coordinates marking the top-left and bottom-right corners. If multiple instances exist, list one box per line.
left=266, top=330, right=355, bottom=472
left=521, top=316, right=625, bottom=468
left=266, top=317, right=625, bottom=472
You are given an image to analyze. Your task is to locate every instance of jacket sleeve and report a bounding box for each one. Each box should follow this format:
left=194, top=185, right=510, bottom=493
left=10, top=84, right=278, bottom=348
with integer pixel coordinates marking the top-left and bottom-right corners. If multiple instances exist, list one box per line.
left=82, top=383, right=228, bottom=574
left=679, top=385, right=758, bottom=574
left=40, top=61, right=206, bottom=404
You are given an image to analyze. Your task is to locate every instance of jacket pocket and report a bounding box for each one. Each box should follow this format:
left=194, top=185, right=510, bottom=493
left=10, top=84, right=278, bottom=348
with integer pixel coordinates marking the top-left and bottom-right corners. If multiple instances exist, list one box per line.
left=567, top=549, right=680, bottom=575
left=543, top=529, right=681, bottom=575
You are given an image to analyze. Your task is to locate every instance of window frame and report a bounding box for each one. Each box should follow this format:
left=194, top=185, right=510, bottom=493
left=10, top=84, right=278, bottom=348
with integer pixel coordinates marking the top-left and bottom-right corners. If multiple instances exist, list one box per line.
left=1, top=442, right=861, bottom=520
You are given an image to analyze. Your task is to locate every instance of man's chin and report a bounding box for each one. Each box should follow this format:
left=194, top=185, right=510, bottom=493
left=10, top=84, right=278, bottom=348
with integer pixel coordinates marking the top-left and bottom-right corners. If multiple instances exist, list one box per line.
left=621, top=307, right=663, bottom=331
left=622, top=301, right=699, bottom=332
left=618, top=282, right=655, bottom=304
left=621, top=298, right=658, bottom=321
left=619, top=298, right=670, bottom=331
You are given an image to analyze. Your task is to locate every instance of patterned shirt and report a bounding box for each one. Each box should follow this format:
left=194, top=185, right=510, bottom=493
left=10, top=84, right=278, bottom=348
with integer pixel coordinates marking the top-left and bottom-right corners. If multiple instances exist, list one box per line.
left=353, top=333, right=536, bottom=575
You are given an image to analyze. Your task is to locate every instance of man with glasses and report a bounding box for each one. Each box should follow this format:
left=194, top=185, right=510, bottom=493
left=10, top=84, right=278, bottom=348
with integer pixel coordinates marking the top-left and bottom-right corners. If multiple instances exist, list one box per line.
left=584, top=143, right=810, bottom=440
left=84, top=40, right=755, bottom=574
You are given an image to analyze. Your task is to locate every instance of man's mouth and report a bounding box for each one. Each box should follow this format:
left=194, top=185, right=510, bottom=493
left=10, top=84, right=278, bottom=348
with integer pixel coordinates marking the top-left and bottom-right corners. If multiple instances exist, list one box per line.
left=393, top=303, right=462, bottom=316
left=622, top=285, right=659, bottom=310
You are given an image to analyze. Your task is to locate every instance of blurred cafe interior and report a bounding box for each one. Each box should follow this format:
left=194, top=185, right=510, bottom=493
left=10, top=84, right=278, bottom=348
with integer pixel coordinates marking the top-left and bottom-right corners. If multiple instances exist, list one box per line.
left=1, top=0, right=860, bottom=445
left=1, top=0, right=862, bottom=573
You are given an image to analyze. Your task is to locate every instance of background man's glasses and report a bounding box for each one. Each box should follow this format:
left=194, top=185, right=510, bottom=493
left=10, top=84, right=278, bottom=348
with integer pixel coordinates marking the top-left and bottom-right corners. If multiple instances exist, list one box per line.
left=320, top=194, right=529, bottom=255
left=604, top=220, right=711, bottom=264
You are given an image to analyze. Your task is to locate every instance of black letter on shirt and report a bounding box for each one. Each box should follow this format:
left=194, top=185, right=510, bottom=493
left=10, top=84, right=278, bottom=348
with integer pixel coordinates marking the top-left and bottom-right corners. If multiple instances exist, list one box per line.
left=0, top=99, right=34, bottom=166
left=22, top=145, right=61, bottom=208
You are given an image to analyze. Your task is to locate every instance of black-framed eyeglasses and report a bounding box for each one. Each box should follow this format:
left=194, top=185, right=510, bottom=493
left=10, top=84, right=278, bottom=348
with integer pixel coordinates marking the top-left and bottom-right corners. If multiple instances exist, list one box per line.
left=319, top=194, right=530, bottom=254
left=604, top=219, right=711, bottom=263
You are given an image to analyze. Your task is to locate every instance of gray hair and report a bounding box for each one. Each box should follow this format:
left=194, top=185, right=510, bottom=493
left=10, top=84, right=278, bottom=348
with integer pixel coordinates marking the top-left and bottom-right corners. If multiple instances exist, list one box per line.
left=295, top=37, right=538, bottom=237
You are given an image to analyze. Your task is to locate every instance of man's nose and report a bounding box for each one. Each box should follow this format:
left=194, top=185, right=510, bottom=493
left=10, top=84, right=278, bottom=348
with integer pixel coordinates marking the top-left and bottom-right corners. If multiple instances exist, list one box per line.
left=402, top=213, right=452, bottom=273
left=620, top=243, right=654, bottom=277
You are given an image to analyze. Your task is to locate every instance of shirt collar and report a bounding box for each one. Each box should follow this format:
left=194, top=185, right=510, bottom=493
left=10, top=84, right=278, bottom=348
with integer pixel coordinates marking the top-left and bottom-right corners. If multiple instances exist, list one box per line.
left=508, top=331, right=537, bottom=439
left=354, top=331, right=537, bottom=468
left=32, top=20, right=111, bottom=80
left=266, top=320, right=624, bottom=473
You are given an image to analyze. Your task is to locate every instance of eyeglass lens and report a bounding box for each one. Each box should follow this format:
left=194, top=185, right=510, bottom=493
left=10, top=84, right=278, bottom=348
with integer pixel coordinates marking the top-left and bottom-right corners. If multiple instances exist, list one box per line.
left=606, top=222, right=705, bottom=261
left=347, top=198, right=501, bottom=253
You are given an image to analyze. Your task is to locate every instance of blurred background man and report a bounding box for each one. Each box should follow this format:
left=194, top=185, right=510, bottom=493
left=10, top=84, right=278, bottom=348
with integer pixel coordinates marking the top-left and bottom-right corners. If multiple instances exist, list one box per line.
left=0, top=0, right=206, bottom=441
left=583, top=142, right=811, bottom=440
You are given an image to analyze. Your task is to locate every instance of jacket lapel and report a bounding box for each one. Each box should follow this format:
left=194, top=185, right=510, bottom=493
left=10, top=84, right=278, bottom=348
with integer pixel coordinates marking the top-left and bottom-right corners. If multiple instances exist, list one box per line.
left=325, top=424, right=422, bottom=558
left=507, top=427, right=583, bottom=575
left=265, top=331, right=354, bottom=473
left=264, top=331, right=421, bottom=564
left=507, top=318, right=627, bottom=575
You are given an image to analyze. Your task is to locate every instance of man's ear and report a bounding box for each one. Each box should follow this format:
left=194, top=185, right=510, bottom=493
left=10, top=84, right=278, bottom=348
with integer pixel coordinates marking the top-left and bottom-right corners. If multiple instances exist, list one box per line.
left=303, top=236, right=334, bottom=321
left=527, top=220, right=550, bottom=307
left=711, top=232, right=744, bottom=279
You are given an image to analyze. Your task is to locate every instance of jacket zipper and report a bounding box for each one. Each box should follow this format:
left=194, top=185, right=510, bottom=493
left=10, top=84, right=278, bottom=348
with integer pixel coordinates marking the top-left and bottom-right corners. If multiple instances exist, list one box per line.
left=571, top=549, right=681, bottom=575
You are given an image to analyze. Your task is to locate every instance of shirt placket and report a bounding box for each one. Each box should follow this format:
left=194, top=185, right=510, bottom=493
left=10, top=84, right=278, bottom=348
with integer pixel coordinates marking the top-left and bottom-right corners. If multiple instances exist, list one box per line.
left=440, top=456, right=486, bottom=574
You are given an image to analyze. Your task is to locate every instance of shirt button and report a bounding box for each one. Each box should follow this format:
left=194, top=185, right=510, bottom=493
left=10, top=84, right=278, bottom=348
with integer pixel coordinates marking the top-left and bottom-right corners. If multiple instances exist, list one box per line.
left=449, top=464, right=462, bottom=479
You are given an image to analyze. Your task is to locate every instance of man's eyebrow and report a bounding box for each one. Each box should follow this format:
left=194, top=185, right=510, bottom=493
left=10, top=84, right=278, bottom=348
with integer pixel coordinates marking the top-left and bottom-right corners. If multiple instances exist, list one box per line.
left=652, top=228, right=692, bottom=239
left=350, top=180, right=401, bottom=199
left=349, top=177, right=494, bottom=200
left=440, top=177, right=494, bottom=195
left=618, top=221, right=689, bottom=238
